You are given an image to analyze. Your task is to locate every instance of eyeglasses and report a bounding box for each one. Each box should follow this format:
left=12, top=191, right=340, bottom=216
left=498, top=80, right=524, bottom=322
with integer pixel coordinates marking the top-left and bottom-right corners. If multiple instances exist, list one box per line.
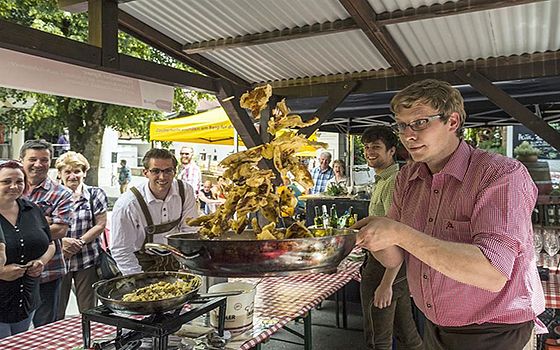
left=391, top=115, right=442, bottom=134
left=148, top=167, right=175, bottom=176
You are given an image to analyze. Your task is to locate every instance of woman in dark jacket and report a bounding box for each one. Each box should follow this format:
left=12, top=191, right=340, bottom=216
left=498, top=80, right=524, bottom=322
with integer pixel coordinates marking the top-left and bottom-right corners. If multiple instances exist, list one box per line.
left=0, top=160, right=54, bottom=339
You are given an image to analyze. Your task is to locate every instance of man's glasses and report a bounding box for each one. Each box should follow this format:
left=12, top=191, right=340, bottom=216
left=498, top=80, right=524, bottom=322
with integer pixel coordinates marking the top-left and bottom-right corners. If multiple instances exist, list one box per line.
left=148, top=167, right=175, bottom=175
left=180, top=152, right=190, bottom=155
left=391, top=115, right=442, bottom=134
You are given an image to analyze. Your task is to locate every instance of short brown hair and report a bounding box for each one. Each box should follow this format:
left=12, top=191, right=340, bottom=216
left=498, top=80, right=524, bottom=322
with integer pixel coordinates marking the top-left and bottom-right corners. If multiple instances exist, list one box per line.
left=142, top=148, right=178, bottom=169
left=19, top=139, right=54, bottom=159
left=361, top=125, right=398, bottom=150
left=390, top=79, right=466, bottom=137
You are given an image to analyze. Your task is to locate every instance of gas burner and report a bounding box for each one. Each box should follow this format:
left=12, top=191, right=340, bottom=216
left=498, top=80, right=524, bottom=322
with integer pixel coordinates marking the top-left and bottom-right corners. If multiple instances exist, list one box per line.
left=82, top=297, right=227, bottom=350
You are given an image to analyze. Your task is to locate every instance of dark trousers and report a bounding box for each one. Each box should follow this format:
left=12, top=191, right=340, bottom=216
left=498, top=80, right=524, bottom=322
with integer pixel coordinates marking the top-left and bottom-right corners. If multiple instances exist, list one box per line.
left=32, top=278, right=62, bottom=328
left=423, top=318, right=533, bottom=350
left=57, top=266, right=98, bottom=320
left=361, top=278, right=423, bottom=350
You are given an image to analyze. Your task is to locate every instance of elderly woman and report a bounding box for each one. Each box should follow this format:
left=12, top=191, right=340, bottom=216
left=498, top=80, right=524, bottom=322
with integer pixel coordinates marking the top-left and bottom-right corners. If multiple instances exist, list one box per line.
left=326, top=159, right=349, bottom=187
left=55, top=152, right=108, bottom=319
left=0, top=160, right=54, bottom=338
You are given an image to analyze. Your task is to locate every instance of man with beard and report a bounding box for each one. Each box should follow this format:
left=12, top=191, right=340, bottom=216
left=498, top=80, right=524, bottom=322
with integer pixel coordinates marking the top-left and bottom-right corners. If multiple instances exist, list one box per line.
left=360, top=126, right=422, bottom=350
left=110, top=149, right=198, bottom=275
left=355, top=79, right=545, bottom=349
left=19, top=140, right=73, bottom=327
left=178, top=146, right=201, bottom=196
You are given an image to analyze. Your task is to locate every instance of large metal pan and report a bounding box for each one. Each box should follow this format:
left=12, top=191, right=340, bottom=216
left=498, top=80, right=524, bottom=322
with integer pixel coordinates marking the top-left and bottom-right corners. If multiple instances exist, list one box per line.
left=146, top=228, right=357, bottom=277
left=93, top=271, right=240, bottom=315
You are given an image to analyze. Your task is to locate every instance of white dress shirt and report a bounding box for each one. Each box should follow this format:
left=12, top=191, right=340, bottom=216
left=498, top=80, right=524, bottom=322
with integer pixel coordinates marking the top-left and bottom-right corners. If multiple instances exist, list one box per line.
left=179, top=162, right=201, bottom=195
left=110, top=179, right=198, bottom=275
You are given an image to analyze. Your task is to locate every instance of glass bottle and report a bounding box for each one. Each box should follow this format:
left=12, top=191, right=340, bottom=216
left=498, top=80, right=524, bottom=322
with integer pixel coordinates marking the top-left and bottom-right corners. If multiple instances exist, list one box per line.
left=346, top=207, right=355, bottom=227
left=329, top=204, right=338, bottom=228
left=313, top=206, right=323, bottom=228
left=548, top=205, right=557, bottom=226
left=321, top=205, right=330, bottom=229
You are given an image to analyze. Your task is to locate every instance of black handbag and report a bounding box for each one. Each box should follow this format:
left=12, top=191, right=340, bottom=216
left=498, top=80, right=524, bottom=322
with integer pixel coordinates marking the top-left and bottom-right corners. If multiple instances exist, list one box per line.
left=96, top=249, right=122, bottom=280
left=88, top=188, right=122, bottom=280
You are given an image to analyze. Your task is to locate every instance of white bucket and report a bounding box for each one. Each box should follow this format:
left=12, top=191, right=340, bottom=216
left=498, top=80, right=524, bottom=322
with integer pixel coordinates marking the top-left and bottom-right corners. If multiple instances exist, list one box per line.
left=208, top=281, right=256, bottom=332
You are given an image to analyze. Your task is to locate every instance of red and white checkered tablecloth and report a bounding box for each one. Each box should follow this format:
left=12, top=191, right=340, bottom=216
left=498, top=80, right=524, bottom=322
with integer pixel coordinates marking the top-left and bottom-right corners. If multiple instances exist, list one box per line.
left=543, top=271, right=560, bottom=309
left=237, top=259, right=360, bottom=349
left=0, top=260, right=361, bottom=350
left=0, top=315, right=115, bottom=349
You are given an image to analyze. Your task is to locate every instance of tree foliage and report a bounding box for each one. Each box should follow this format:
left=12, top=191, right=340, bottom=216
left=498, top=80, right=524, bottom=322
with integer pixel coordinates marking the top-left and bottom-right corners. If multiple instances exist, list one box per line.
left=0, top=0, right=212, bottom=184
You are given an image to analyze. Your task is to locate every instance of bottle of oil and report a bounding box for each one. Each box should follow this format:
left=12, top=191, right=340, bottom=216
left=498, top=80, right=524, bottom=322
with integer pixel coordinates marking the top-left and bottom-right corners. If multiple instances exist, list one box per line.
left=329, top=204, right=338, bottom=228
left=313, top=206, right=323, bottom=228
left=321, top=205, right=330, bottom=229
left=347, top=207, right=357, bottom=227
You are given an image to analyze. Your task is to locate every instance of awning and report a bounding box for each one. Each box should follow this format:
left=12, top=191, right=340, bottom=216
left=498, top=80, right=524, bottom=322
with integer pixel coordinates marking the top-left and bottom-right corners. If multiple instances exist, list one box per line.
left=149, top=107, right=323, bottom=156
left=149, top=108, right=242, bottom=145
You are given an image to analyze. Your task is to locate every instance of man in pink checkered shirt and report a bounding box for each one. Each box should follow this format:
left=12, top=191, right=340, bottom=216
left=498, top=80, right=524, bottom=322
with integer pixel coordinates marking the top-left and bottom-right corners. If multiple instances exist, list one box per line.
left=356, top=79, right=545, bottom=349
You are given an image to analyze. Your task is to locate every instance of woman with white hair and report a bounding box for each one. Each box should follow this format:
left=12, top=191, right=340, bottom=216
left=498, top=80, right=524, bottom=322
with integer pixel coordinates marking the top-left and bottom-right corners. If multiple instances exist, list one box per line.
left=55, top=152, right=108, bottom=319
left=326, top=159, right=349, bottom=187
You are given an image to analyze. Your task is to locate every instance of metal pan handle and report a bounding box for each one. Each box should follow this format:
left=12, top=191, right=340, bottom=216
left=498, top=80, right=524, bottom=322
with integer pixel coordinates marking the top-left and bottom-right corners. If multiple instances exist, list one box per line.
left=144, top=243, right=200, bottom=260
left=197, top=290, right=244, bottom=299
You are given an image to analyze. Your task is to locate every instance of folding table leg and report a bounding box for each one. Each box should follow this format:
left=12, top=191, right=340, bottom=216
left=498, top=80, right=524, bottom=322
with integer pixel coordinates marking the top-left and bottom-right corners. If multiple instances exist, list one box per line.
left=304, top=311, right=312, bottom=350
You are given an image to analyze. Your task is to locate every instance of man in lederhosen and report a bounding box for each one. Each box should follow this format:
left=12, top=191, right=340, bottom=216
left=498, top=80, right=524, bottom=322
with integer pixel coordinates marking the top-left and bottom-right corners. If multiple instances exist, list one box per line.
left=110, top=148, right=198, bottom=275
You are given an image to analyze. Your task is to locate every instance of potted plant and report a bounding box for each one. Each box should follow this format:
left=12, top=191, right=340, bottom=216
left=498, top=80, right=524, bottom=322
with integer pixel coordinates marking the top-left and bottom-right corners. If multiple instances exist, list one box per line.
left=514, top=141, right=541, bottom=162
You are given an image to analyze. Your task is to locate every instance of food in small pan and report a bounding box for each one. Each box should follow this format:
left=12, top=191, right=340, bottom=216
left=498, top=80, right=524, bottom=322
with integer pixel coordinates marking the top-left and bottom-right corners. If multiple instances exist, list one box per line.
left=121, top=279, right=196, bottom=302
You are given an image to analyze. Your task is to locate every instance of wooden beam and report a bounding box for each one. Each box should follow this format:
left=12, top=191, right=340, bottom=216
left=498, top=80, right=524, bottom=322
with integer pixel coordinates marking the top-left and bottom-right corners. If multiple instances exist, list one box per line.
left=119, top=54, right=216, bottom=92
left=300, top=81, right=359, bottom=138
left=377, top=0, right=547, bottom=26
left=183, top=18, right=357, bottom=54
left=0, top=18, right=217, bottom=92
left=57, top=0, right=88, bottom=13
left=216, top=80, right=263, bottom=149
left=88, top=0, right=119, bottom=69
left=273, top=51, right=560, bottom=97
left=455, top=70, right=560, bottom=151
left=338, top=0, right=412, bottom=75
left=118, top=10, right=251, bottom=88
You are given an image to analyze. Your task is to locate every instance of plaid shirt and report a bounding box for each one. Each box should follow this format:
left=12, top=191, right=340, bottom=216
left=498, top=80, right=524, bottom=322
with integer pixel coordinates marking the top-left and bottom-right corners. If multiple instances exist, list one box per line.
left=24, top=177, right=73, bottom=283
left=66, top=185, right=108, bottom=272
left=310, top=166, right=334, bottom=194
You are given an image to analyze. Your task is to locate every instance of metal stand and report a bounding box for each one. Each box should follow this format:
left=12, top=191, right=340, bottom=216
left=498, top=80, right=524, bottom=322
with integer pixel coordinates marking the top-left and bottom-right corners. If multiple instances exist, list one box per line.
left=82, top=297, right=227, bottom=350
left=334, top=285, right=348, bottom=329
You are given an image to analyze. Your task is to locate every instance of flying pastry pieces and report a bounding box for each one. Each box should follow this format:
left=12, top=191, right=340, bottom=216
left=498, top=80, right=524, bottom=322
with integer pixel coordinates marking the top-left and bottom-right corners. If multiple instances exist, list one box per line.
left=240, top=84, right=272, bottom=119
left=189, top=85, right=326, bottom=239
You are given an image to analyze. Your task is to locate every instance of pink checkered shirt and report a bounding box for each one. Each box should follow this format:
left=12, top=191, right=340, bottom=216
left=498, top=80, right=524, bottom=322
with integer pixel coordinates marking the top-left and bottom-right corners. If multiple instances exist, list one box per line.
left=388, top=140, right=545, bottom=328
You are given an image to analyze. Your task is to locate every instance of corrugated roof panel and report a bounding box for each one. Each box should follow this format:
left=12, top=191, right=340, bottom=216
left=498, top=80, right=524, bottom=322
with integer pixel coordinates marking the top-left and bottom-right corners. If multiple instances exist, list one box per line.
left=203, top=30, right=390, bottom=83
left=387, top=0, right=559, bottom=66
left=367, top=0, right=459, bottom=13
left=120, top=0, right=350, bottom=45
